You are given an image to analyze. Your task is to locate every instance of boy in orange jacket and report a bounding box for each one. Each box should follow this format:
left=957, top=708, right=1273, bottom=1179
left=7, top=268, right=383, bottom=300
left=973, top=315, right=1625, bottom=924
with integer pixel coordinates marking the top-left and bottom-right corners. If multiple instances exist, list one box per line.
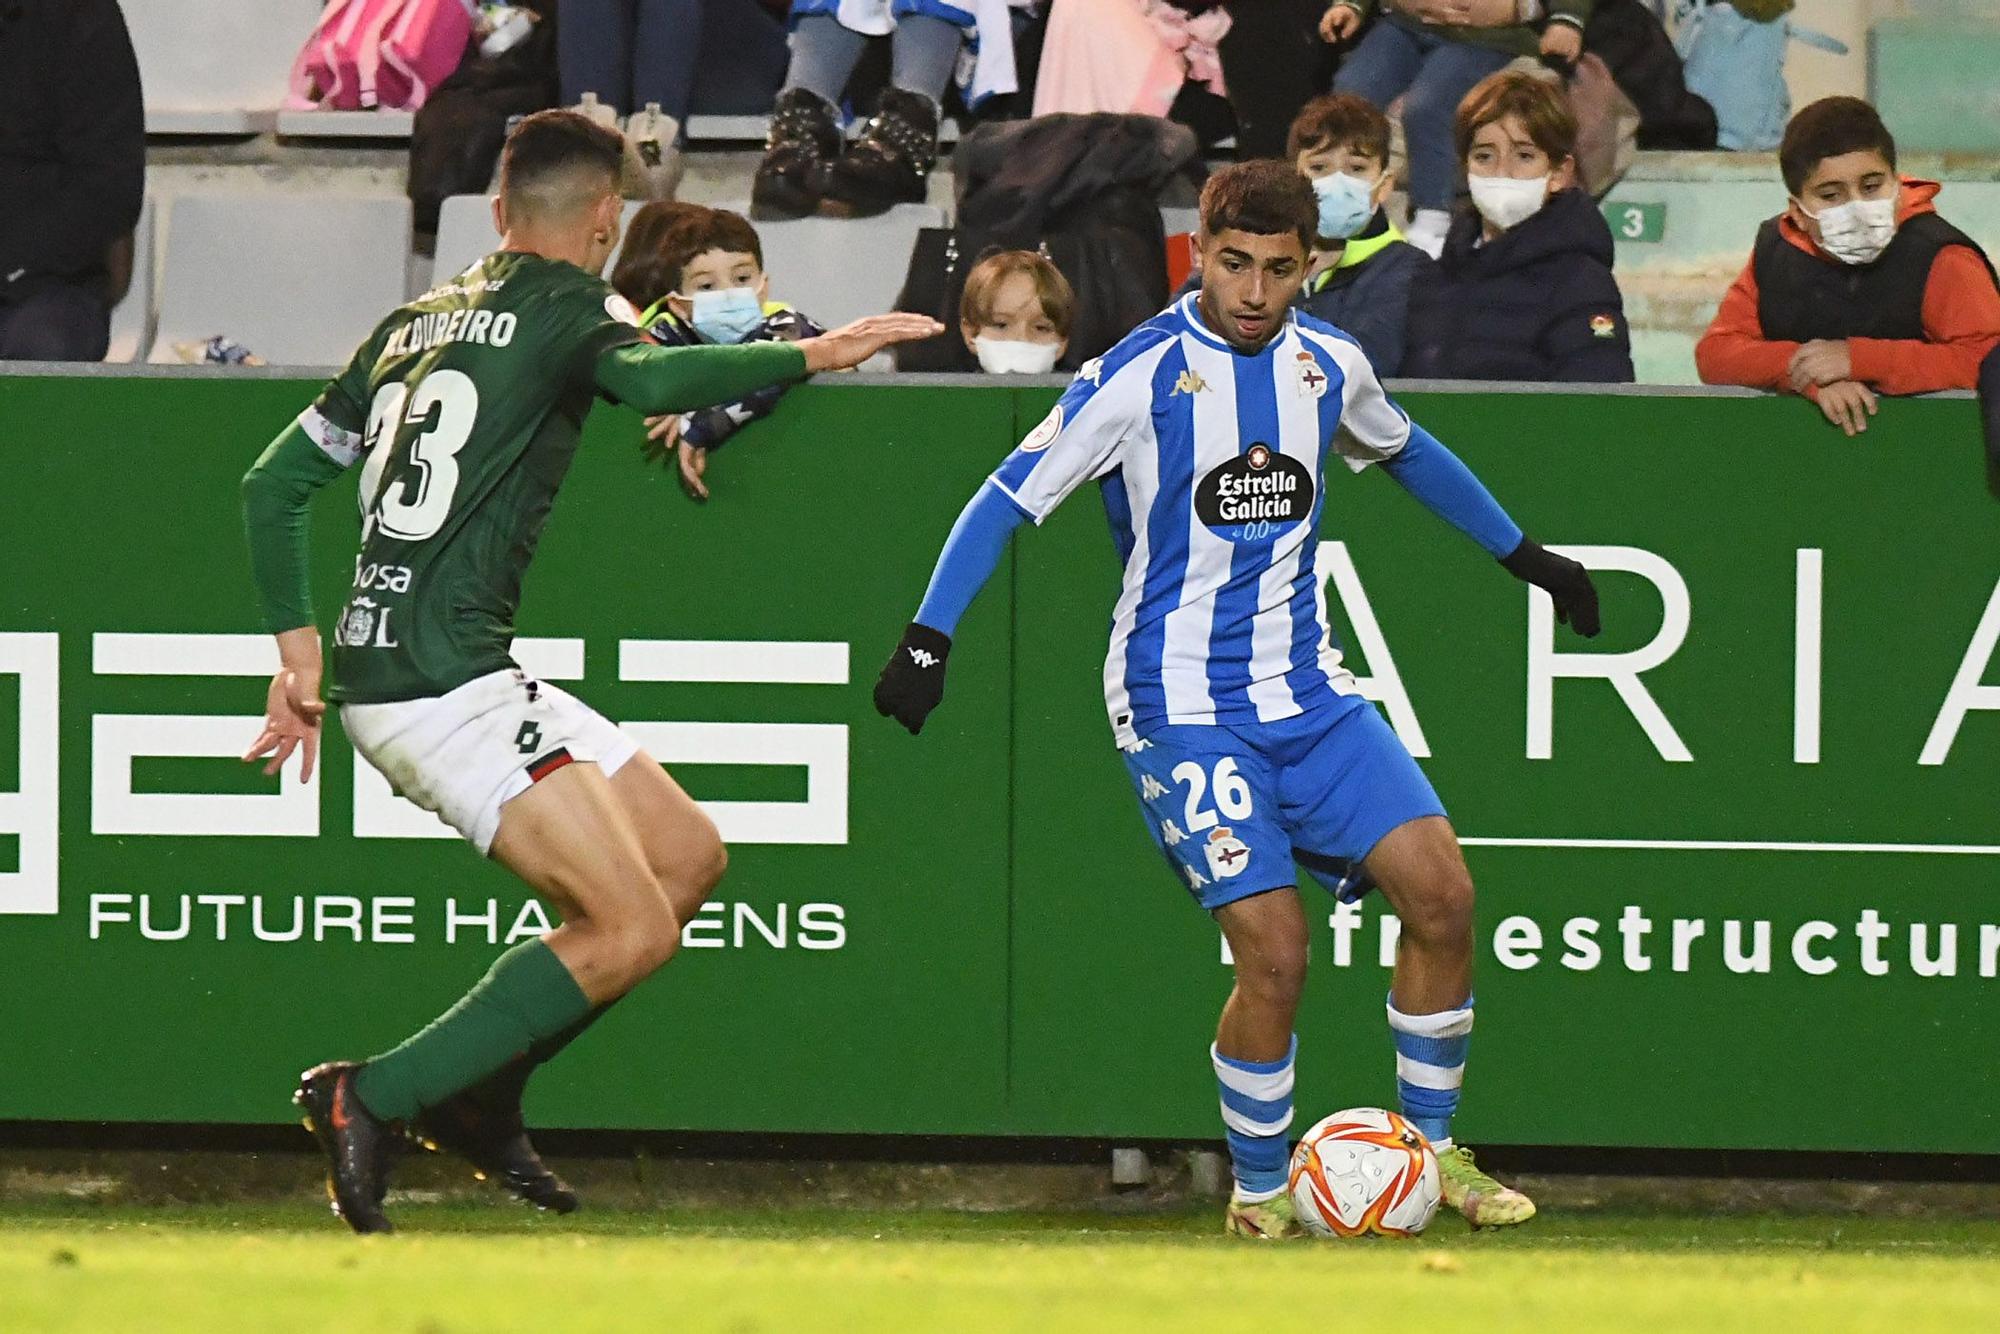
left=1695, top=96, right=2000, bottom=436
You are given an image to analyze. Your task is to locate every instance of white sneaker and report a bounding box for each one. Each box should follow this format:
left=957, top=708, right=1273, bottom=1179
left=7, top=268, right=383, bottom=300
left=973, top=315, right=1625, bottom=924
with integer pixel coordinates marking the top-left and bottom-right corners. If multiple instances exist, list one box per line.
left=1405, top=207, right=1451, bottom=258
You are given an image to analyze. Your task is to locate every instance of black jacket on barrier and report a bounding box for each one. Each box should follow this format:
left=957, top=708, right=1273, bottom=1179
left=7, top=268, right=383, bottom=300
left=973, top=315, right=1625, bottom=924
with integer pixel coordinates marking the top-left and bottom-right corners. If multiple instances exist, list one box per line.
left=1403, top=187, right=1635, bottom=385
left=0, top=0, right=146, bottom=303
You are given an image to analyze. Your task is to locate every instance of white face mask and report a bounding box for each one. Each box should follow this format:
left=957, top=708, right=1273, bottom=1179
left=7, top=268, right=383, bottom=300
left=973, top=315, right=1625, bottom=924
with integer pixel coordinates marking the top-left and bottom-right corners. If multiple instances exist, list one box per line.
left=1801, top=187, right=1899, bottom=266
left=1311, top=171, right=1376, bottom=241
left=1467, top=173, right=1551, bottom=232
left=973, top=336, right=1062, bottom=375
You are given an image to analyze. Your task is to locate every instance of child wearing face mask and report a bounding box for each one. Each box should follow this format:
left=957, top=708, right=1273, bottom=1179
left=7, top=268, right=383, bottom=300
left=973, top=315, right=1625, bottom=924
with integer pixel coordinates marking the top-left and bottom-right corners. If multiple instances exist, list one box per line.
left=1172, top=94, right=1431, bottom=373
left=959, top=250, right=1075, bottom=376
left=1401, top=70, right=1633, bottom=384
left=610, top=202, right=827, bottom=500
left=1696, top=97, right=2000, bottom=439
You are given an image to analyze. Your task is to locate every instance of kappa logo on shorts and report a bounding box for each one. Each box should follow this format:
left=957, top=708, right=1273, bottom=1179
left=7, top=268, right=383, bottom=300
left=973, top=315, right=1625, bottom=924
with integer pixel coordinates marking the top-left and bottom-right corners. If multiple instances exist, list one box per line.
left=1159, top=819, right=1188, bottom=847
left=1139, top=773, right=1168, bottom=801
left=1183, top=865, right=1209, bottom=891
left=1205, top=826, right=1251, bottom=880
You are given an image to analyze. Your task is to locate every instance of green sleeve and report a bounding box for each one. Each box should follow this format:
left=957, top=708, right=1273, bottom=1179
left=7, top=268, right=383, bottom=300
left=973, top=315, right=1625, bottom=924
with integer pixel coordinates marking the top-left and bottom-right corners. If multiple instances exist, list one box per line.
left=592, top=341, right=810, bottom=418
left=1549, top=0, right=1594, bottom=27
left=242, top=420, right=349, bottom=634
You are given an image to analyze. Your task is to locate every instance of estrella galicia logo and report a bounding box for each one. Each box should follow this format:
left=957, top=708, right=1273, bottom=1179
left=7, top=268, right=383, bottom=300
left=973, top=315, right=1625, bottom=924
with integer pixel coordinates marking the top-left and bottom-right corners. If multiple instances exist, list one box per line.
left=1194, top=443, right=1313, bottom=542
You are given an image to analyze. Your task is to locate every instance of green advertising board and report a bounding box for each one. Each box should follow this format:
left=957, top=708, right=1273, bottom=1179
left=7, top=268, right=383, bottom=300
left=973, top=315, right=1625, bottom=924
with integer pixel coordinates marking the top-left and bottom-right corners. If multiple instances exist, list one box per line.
left=1, top=369, right=1996, bottom=1154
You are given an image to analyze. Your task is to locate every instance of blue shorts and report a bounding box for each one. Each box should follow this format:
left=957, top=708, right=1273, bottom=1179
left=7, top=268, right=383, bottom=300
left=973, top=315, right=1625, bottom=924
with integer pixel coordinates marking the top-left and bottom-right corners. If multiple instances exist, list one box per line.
left=1120, top=694, right=1447, bottom=912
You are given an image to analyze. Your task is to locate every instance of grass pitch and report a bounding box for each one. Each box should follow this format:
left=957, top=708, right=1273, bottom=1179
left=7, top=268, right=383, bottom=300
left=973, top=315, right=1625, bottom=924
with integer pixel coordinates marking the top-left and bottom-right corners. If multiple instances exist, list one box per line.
left=3, top=1200, right=1997, bottom=1333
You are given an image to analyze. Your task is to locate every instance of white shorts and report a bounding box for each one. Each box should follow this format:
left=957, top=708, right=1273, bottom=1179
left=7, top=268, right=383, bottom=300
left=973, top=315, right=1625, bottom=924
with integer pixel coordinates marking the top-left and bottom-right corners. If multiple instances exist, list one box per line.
left=341, top=668, right=641, bottom=855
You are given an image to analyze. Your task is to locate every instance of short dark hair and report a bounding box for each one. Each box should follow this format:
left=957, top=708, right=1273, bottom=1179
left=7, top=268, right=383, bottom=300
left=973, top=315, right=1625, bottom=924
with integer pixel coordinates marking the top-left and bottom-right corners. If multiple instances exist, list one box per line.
left=499, top=109, right=626, bottom=216
left=1780, top=96, right=1897, bottom=196
left=1454, top=71, right=1576, bottom=166
left=1199, top=160, right=1317, bottom=251
left=1287, top=93, right=1392, bottom=166
left=611, top=201, right=713, bottom=305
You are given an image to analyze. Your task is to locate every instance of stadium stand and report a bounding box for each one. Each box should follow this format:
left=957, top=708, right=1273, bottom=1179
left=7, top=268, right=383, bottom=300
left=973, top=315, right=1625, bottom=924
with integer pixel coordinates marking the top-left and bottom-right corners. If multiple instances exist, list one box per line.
left=129, top=0, right=323, bottom=135
left=148, top=193, right=412, bottom=367
left=106, top=197, right=158, bottom=365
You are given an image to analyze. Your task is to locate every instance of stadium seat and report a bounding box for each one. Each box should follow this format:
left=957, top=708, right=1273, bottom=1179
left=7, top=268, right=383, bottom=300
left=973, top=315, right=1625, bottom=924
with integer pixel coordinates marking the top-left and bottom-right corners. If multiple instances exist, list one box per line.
left=106, top=198, right=158, bottom=365
left=275, top=109, right=417, bottom=142
left=719, top=203, right=947, bottom=332
left=149, top=193, right=413, bottom=368
left=128, top=0, right=324, bottom=135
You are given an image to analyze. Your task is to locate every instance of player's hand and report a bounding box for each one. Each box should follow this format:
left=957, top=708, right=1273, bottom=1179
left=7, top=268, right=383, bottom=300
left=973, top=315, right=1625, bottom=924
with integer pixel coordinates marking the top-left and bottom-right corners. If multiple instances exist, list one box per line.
left=677, top=439, right=711, bottom=502
left=1500, top=537, right=1601, bottom=637
left=1539, top=21, right=1583, bottom=62
left=873, top=623, right=952, bottom=735
left=1319, top=4, right=1362, bottom=42
left=640, top=412, right=684, bottom=466
left=1815, top=379, right=1878, bottom=437
left=800, top=314, right=945, bottom=374
left=1788, top=338, right=1852, bottom=392
left=244, top=662, right=326, bottom=781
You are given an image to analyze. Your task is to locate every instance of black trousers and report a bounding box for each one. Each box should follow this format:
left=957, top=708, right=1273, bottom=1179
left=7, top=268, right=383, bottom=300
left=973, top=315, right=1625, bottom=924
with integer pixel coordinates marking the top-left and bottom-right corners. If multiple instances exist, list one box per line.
left=0, top=282, right=110, bottom=361
left=1217, top=0, right=1337, bottom=160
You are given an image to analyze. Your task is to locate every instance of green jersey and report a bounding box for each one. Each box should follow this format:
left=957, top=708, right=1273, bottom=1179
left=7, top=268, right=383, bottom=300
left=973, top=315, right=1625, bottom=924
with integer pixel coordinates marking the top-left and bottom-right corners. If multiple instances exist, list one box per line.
left=243, top=250, right=810, bottom=705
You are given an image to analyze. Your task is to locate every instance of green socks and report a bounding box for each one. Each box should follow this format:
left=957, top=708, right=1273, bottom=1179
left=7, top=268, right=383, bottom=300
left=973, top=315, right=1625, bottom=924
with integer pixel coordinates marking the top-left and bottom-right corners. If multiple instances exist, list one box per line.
left=353, top=939, right=592, bottom=1123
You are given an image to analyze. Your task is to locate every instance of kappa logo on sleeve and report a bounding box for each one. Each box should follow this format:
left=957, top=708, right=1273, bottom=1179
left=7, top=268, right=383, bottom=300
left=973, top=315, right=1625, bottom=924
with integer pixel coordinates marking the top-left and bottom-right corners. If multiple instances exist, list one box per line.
left=1019, top=406, right=1064, bottom=453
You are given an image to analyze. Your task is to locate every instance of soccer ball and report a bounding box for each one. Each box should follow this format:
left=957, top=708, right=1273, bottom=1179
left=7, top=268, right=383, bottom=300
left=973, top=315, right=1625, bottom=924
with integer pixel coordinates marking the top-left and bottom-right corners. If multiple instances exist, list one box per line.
left=1287, top=1107, right=1441, bottom=1238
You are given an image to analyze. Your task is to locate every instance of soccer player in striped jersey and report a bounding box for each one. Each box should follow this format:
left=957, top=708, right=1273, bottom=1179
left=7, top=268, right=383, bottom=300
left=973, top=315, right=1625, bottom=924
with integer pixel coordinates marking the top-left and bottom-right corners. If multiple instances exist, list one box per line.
left=874, top=161, right=1601, bottom=1237
left=241, top=110, right=938, bottom=1233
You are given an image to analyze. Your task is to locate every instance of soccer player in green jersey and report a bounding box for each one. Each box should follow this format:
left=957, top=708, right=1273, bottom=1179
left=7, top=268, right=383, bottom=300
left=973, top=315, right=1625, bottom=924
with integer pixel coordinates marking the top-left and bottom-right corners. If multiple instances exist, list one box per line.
left=240, top=110, right=939, bottom=1234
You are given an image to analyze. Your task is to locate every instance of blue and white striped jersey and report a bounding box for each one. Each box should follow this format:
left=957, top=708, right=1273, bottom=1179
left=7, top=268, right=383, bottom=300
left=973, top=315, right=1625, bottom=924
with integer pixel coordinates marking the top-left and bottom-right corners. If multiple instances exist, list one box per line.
left=988, top=294, right=1413, bottom=746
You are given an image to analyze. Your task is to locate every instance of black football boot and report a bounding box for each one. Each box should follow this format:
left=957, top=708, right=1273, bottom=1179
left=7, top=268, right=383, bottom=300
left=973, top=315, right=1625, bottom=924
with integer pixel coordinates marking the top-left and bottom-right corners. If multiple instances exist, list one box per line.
left=752, top=87, right=842, bottom=220
left=823, top=87, right=940, bottom=218
left=294, top=1062, right=397, bottom=1234
left=412, top=1092, right=580, bottom=1214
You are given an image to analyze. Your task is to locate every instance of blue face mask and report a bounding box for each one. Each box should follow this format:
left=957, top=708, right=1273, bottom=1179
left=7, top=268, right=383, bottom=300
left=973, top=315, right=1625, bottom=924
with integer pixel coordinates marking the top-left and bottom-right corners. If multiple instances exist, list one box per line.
left=685, top=286, right=764, bottom=344
left=1312, top=171, right=1376, bottom=241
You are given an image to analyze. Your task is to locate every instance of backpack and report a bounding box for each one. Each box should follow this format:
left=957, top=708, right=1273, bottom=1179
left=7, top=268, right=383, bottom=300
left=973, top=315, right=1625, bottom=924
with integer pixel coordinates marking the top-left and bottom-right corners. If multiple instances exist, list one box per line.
left=1671, top=1, right=1847, bottom=150
left=287, top=0, right=473, bottom=112
left=378, top=0, right=477, bottom=111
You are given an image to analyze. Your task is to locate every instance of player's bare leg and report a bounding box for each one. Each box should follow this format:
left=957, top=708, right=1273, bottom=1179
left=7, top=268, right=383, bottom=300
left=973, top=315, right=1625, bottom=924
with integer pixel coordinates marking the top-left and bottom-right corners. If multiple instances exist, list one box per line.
left=1365, top=815, right=1534, bottom=1227
left=412, top=753, right=729, bottom=1209
left=1211, top=888, right=1309, bottom=1239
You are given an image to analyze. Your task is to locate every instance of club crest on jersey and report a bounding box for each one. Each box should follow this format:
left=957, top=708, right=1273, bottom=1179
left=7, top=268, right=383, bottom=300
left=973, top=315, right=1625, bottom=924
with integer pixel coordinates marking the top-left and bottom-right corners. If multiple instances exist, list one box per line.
left=1205, top=827, right=1251, bottom=880
left=1019, top=405, right=1063, bottom=453
left=1193, top=442, right=1314, bottom=542
left=333, top=596, right=398, bottom=649
left=1294, top=351, right=1328, bottom=399
left=605, top=293, right=644, bottom=327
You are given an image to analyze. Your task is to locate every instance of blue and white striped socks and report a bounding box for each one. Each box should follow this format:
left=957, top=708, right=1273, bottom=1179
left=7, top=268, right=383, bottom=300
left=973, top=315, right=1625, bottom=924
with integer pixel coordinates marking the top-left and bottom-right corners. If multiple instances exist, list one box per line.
left=1211, top=1037, right=1296, bottom=1202
left=1387, top=994, right=1473, bottom=1149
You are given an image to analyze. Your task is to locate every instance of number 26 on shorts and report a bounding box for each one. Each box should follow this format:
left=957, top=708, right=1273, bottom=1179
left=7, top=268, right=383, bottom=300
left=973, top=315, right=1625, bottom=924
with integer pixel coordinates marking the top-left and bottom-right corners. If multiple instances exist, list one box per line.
left=1171, top=756, right=1253, bottom=833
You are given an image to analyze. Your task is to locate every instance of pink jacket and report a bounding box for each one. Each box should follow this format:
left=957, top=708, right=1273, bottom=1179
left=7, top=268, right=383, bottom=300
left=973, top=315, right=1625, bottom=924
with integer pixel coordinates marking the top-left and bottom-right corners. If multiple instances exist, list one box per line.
left=1034, top=0, right=1230, bottom=119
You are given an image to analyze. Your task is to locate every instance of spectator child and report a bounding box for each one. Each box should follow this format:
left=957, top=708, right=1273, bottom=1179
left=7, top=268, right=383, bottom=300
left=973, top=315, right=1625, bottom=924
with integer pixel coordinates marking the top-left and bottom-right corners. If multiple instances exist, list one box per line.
left=1402, top=70, right=1633, bottom=383
left=959, top=250, right=1075, bottom=374
left=1322, top=0, right=1593, bottom=257
left=1284, top=92, right=1434, bottom=373
left=1695, top=96, right=2000, bottom=437
left=610, top=204, right=827, bottom=499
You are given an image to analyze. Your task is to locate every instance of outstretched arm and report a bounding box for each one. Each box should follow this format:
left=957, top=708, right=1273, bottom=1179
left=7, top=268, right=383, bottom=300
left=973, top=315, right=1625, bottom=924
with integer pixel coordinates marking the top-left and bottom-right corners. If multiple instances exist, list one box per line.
left=873, top=484, right=1031, bottom=734
left=1383, top=421, right=1601, bottom=637
left=240, top=417, right=349, bottom=780
left=593, top=313, right=941, bottom=416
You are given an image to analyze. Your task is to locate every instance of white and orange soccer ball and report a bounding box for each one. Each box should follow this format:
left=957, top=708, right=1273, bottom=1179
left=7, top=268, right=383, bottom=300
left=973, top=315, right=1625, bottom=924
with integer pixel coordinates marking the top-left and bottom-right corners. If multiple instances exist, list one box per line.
left=1287, top=1107, right=1441, bottom=1238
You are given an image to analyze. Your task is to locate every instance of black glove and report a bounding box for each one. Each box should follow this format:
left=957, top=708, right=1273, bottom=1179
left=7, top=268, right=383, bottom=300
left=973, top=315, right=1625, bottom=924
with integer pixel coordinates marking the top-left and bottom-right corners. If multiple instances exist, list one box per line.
left=1501, top=538, right=1601, bottom=637
left=874, top=623, right=952, bottom=735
